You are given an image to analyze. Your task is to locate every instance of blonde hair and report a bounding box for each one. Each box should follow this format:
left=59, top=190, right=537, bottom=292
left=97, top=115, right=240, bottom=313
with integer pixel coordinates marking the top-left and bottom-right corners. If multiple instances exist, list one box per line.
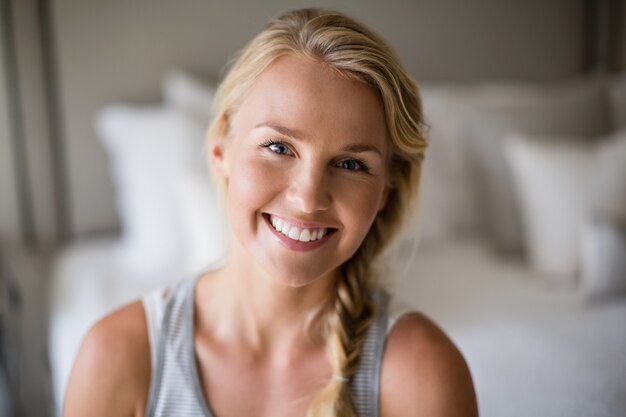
left=206, top=8, right=427, bottom=416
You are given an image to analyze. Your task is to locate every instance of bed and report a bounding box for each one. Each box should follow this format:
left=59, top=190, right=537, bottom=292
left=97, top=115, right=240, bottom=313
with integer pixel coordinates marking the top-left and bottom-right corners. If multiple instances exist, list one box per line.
left=44, top=70, right=626, bottom=416
left=48, top=233, right=626, bottom=417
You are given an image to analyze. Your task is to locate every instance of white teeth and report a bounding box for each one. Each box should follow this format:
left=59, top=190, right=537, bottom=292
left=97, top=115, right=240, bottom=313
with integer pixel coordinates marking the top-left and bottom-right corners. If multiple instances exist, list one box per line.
left=299, top=229, right=311, bottom=242
left=288, top=226, right=301, bottom=240
left=269, top=215, right=329, bottom=242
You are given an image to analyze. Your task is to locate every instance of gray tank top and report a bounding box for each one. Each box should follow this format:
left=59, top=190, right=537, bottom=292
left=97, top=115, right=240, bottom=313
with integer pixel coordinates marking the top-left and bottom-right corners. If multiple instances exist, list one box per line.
left=143, top=272, right=415, bottom=417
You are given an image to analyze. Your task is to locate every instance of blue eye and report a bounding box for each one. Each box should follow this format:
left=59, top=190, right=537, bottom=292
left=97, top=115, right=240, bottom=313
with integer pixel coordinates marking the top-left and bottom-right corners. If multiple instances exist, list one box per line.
left=338, top=159, right=369, bottom=172
left=262, top=140, right=291, bottom=155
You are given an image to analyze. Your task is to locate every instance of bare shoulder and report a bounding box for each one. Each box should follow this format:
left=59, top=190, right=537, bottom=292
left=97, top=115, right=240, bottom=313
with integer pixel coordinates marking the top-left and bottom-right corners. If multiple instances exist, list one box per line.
left=380, top=312, right=478, bottom=417
left=63, top=300, right=151, bottom=417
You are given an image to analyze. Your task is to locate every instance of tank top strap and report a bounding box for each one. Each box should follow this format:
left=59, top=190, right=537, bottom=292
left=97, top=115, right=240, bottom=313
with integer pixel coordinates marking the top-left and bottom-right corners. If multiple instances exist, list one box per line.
left=142, top=286, right=169, bottom=371
left=349, top=289, right=391, bottom=417
left=145, top=273, right=209, bottom=417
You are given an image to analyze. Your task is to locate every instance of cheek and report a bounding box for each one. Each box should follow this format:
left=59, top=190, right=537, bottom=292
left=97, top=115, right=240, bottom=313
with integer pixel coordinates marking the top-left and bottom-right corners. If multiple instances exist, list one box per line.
left=225, top=156, right=283, bottom=220
left=231, top=160, right=270, bottom=198
left=335, top=180, right=386, bottom=241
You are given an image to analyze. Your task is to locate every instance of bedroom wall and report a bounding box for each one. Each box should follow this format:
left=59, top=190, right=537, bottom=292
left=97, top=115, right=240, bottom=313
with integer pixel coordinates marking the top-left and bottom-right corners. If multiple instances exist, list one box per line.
left=0, top=0, right=58, bottom=248
left=617, top=0, right=626, bottom=72
left=49, top=0, right=588, bottom=239
left=0, top=2, right=21, bottom=245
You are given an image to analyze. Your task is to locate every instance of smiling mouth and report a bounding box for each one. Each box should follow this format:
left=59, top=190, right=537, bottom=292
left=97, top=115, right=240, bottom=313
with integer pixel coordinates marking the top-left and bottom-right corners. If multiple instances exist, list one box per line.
left=263, top=213, right=337, bottom=243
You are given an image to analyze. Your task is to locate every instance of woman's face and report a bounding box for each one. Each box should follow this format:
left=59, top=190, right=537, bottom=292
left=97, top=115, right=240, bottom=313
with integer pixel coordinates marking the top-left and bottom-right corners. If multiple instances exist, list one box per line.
left=212, top=54, right=390, bottom=287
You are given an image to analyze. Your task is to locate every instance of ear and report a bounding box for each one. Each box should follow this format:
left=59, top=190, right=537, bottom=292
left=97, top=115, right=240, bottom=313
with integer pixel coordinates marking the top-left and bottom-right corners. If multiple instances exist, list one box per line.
left=211, top=142, right=229, bottom=178
left=209, top=117, right=230, bottom=178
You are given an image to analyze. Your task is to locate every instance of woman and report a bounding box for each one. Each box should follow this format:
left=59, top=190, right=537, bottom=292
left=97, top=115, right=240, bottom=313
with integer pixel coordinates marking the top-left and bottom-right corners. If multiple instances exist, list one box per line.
left=65, top=8, right=477, bottom=417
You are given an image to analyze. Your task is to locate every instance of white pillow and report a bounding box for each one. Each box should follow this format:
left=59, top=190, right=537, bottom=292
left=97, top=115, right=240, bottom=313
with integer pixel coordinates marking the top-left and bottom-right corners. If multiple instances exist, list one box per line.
left=174, top=170, right=230, bottom=273
left=162, top=69, right=217, bottom=124
left=580, top=130, right=626, bottom=298
left=418, top=86, right=485, bottom=241
left=580, top=213, right=626, bottom=298
left=503, top=134, right=596, bottom=284
left=593, top=130, right=626, bottom=218
left=504, top=129, right=626, bottom=283
left=96, top=105, right=207, bottom=276
left=418, top=79, right=610, bottom=252
left=160, top=70, right=232, bottom=271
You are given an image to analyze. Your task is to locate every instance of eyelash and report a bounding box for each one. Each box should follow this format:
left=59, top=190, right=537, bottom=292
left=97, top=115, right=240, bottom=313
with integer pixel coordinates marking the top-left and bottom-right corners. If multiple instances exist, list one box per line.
left=260, top=139, right=291, bottom=155
left=260, top=140, right=371, bottom=173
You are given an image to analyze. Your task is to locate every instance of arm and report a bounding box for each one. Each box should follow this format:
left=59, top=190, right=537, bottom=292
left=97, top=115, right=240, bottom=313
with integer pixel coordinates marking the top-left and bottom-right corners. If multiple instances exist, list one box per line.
left=63, top=301, right=151, bottom=417
left=380, top=313, right=478, bottom=417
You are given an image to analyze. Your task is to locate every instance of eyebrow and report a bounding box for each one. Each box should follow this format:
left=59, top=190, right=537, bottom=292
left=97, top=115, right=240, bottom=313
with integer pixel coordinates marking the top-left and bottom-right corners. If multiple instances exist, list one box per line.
left=255, top=122, right=383, bottom=156
left=255, top=122, right=304, bottom=139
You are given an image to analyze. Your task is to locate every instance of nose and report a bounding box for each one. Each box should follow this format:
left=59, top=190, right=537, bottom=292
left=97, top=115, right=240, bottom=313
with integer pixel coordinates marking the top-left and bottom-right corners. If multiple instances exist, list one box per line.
left=285, top=162, right=331, bottom=213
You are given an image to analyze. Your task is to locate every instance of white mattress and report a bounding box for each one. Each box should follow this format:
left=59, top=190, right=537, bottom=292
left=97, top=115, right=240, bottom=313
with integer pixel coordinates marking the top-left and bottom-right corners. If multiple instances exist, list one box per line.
left=48, top=236, right=626, bottom=417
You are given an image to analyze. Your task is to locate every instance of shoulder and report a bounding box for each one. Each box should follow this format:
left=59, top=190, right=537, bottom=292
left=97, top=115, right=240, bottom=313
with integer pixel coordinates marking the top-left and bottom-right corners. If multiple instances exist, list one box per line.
left=64, top=300, right=151, bottom=417
left=380, top=312, right=478, bottom=417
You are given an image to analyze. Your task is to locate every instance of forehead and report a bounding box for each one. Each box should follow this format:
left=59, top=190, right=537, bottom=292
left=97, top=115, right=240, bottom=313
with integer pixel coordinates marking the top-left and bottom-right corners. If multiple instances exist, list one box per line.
left=232, top=54, right=388, bottom=150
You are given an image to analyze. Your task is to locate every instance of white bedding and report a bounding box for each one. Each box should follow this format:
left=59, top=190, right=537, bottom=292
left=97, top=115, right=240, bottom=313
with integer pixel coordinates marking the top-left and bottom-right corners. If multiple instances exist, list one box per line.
left=393, top=239, right=626, bottom=417
left=48, top=236, right=626, bottom=416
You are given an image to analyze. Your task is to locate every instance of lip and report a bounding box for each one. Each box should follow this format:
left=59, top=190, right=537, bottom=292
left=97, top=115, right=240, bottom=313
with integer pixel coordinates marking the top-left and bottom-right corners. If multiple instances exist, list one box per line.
left=262, top=213, right=336, bottom=252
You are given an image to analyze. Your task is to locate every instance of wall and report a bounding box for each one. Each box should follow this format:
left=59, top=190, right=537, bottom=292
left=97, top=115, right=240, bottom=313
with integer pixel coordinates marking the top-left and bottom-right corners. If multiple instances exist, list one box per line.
left=0, top=0, right=58, bottom=248
left=0, top=0, right=21, bottom=245
left=50, top=0, right=587, bottom=238
left=621, top=0, right=626, bottom=70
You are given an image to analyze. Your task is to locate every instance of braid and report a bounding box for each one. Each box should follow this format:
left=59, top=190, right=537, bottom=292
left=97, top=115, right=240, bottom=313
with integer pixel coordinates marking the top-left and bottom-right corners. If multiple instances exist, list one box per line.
left=307, top=220, right=384, bottom=417
left=306, top=258, right=376, bottom=416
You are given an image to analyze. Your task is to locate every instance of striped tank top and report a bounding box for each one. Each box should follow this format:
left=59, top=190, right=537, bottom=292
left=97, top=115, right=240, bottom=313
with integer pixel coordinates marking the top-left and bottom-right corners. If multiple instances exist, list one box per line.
left=142, top=272, right=415, bottom=417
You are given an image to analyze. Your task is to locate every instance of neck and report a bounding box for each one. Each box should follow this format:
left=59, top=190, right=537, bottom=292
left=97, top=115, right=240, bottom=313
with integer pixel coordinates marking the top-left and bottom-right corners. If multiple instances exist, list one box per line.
left=197, top=244, right=337, bottom=358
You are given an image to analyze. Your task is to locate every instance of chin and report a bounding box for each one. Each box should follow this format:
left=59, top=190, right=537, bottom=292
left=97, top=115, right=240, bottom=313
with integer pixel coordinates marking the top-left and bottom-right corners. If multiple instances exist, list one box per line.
left=263, top=257, right=338, bottom=289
